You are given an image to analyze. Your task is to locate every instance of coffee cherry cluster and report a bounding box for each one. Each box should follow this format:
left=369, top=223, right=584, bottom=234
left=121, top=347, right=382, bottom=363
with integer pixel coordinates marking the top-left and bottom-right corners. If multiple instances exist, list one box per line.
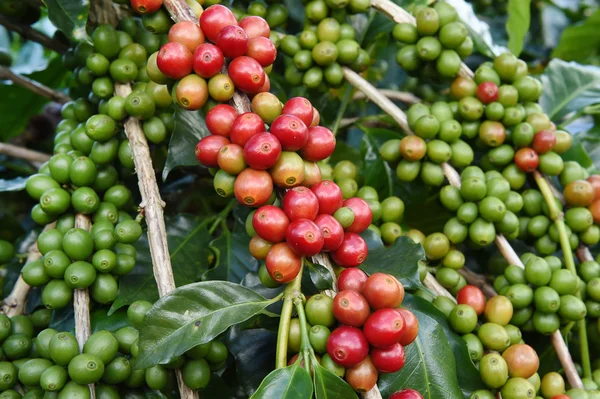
left=537, top=369, right=600, bottom=398
left=394, top=3, right=473, bottom=79
left=230, top=1, right=289, bottom=31
left=150, top=5, right=276, bottom=109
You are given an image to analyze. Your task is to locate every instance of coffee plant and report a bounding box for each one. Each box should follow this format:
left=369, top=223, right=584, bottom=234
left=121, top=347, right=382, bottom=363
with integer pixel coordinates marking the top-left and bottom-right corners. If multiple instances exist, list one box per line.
left=1, top=0, right=600, bottom=398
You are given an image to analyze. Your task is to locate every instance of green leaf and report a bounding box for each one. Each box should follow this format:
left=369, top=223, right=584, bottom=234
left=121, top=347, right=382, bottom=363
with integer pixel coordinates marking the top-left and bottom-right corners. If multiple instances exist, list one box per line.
left=552, top=9, right=600, bottom=63
left=359, top=126, right=398, bottom=199
left=540, top=59, right=600, bottom=121
left=91, top=308, right=129, bottom=333
left=0, top=177, right=26, bottom=192
left=506, top=0, right=531, bottom=57
left=313, top=362, right=358, bottom=399
left=447, top=0, right=504, bottom=58
left=306, top=260, right=333, bottom=291
left=360, top=236, right=424, bottom=290
left=45, top=0, right=90, bottom=41
left=162, top=108, right=209, bottom=181
left=136, top=281, right=277, bottom=369
left=250, top=364, right=313, bottom=399
left=203, top=224, right=259, bottom=283
left=109, top=214, right=212, bottom=313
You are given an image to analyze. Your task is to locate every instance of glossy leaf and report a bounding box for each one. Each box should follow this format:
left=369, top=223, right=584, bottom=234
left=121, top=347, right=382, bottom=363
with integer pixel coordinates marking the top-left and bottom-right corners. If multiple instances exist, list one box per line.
left=135, top=281, right=278, bottom=368
left=506, top=0, right=531, bottom=56
left=360, top=236, right=424, bottom=289
left=313, top=362, right=358, bottom=399
left=540, top=59, right=600, bottom=121
left=306, top=259, right=334, bottom=291
left=163, top=108, right=209, bottom=180
left=109, top=214, right=212, bottom=313
left=360, top=126, right=398, bottom=199
left=203, top=224, right=259, bottom=283
left=0, top=177, right=26, bottom=192
left=552, top=9, right=600, bottom=63
left=250, top=364, right=313, bottom=399
left=360, top=228, right=384, bottom=250
left=45, top=0, right=90, bottom=41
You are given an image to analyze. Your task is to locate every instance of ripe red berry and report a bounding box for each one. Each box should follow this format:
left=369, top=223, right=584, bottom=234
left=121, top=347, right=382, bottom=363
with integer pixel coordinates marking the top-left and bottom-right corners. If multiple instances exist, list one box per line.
left=258, top=73, right=271, bottom=93
left=389, top=389, right=424, bottom=399
left=168, top=21, right=205, bottom=53
left=243, top=132, right=282, bottom=170
left=192, top=43, right=224, bottom=79
left=265, top=242, right=302, bottom=283
left=532, top=130, right=556, bottom=154
left=217, top=144, right=246, bottom=175
left=514, top=147, right=539, bottom=172
left=216, top=25, right=249, bottom=59
left=246, top=37, right=277, bottom=67
left=230, top=112, right=265, bottom=147
left=252, top=205, right=289, bottom=243
left=239, top=16, right=270, bottom=39
left=311, top=180, right=343, bottom=215
left=285, top=219, right=324, bottom=256
left=363, top=273, right=404, bottom=309
left=195, top=135, right=230, bottom=167
left=233, top=168, right=273, bottom=207
left=131, top=0, right=162, bottom=14
left=476, top=82, right=499, bottom=104
left=332, top=290, right=370, bottom=327
left=331, top=233, right=368, bottom=268
left=206, top=104, right=238, bottom=137
left=175, top=75, right=208, bottom=110
left=282, top=186, right=319, bottom=221
left=396, top=308, right=418, bottom=346
left=456, top=285, right=486, bottom=316
left=199, top=4, right=238, bottom=42
left=157, top=42, right=193, bottom=80
left=326, top=326, right=369, bottom=368
left=363, top=308, right=405, bottom=348
left=345, top=356, right=378, bottom=393
left=371, top=343, right=406, bottom=373
left=337, top=268, right=368, bottom=293
left=282, top=97, right=314, bottom=127
left=228, top=56, right=266, bottom=94
left=343, top=198, right=372, bottom=234
left=314, top=214, right=344, bottom=251
left=269, top=114, right=309, bottom=151
left=300, top=126, right=336, bottom=162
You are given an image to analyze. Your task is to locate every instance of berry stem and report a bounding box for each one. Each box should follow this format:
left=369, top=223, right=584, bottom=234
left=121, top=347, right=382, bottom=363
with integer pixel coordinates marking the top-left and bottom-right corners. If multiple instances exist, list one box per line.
left=0, top=14, right=68, bottom=54
left=208, top=199, right=235, bottom=235
left=275, top=262, right=304, bottom=369
left=331, top=86, right=354, bottom=136
left=0, top=66, right=71, bottom=104
left=423, top=272, right=455, bottom=301
left=294, top=294, right=314, bottom=372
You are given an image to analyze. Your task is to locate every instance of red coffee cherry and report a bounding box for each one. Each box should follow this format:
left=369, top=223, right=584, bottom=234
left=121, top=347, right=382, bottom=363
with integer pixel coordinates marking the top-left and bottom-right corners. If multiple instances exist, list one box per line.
left=396, top=308, right=419, bottom=346
left=195, top=135, right=230, bottom=167
left=332, top=290, right=371, bottom=327
left=233, top=168, right=273, bottom=207
left=371, top=343, right=406, bottom=373
left=326, top=326, right=369, bottom=368
left=514, top=147, right=539, bottom=172
left=131, top=0, right=163, bottom=14
left=363, top=273, right=404, bottom=309
left=200, top=4, right=238, bottom=42
left=246, top=37, right=277, bottom=67
left=389, top=389, right=424, bottom=399
left=345, top=356, right=378, bottom=393
left=282, top=186, right=319, bottom=221
left=168, top=21, right=205, bottom=52
left=456, top=285, right=486, bottom=316
left=192, top=43, right=225, bottom=79
left=269, top=114, right=309, bottom=151
left=252, top=205, right=289, bottom=243
left=587, top=174, right=600, bottom=199
left=314, top=214, right=344, bottom=251
left=282, top=97, right=314, bottom=127
left=300, top=126, right=336, bottom=162
left=311, top=107, right=321, bottom=127
left=216, top=25, right=249, bottom=59
left=285, top=219, right=324, bottom=257
left=343, top=198, right=372, bottom=234
left=157, top=42, right=193, bottom=80
left=337, top=268, right=368, bottom=293
left=363, top=308, right=406, bottom=348
left=476, top=82, right=499, bottom=104
left=532, top=130, right=556, bottom=154
left=175, top=75, right=208, bottom=111
left=228, top=56, right=266, bottom=94
left=265, top=242, right=302, bottom=284
left=311, top=180, right=343, bottom=215
left=239, top=16, right=271, bottom=39
left=331, top=232, right=368, bottom=268
left=230, top=112, right=265, bottom=147
left=206, top=104, right=238, bottom=137
left=243, top=132, right=282, bottom=170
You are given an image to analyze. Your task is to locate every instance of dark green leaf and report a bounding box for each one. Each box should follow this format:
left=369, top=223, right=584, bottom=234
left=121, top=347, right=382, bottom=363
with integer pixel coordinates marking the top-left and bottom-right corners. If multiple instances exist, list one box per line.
left=109, top=214, right=212, bottom=313
left=50, top=304, right=74, bottom=332
left=552, top=9, right=600, bottom=63
left=359, top=126, right=398, bottom=199
left=360, top=228, right=384, bottom=250
left=203, top=224, right=259, bottom=283
left=163, top=109, right=209, bottom=181
left=91, top=308, right=129, bottom=333
left=328, top=139, right=360, bottom=165
left=45, top=0, right=90, bottom=41
left=0, top=177, right=26, bottom=192
left=136, top=281, right=277, bottom=369
left=360, top=236, right=424, bottom=289
left=306, top=260, right=333, bottom=291
left=250, top=364, right=313, bottom=399
left=506, top=0, right=531, bottom=56
left=452, top=0, right=501, bottom=58
left=540, top=59, right=600, bottom=121
left=313, top=362, right=358, bottom=399
left=201, top=374, right=235, bottom=399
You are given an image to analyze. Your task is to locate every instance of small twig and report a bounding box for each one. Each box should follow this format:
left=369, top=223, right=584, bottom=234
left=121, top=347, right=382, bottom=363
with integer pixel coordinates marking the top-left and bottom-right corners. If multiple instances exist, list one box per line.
left=424, top=272, right=456, bottom=301
left=2, top=223, right=56, bottom=316
left=0, top=14, right=68, bottom=54
left=0, top=142, right=50, bottom=167
left=0, top=66, right=71, bottom=104
left=353, top=89, right=421, bottom=105
left=577, top=245, right=594, bottom=263
left=458, top=268, right=496, bottom=298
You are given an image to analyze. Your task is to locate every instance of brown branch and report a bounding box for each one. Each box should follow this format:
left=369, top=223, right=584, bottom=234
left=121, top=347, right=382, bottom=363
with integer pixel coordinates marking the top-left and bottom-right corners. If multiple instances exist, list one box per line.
left=0, top=14, right=68, bottom=54
left=0, top=142, right=50, bottom=167
left=353, top=89, right=421, bottom=105
left=458, top=268, right=496, bottom=299
left=2, top=223, right=56, bottom=316
left=0, top=66, right=71, bottom=104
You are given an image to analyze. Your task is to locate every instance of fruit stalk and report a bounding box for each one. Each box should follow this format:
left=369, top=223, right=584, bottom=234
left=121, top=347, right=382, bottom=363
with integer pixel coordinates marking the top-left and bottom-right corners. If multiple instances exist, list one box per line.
left=0, top=142, right=50, bottom=168
left=294, top=294, right=313, bottom=372
left=1, top=222, right=56, bottom=316
left=424, top=272, right=455, bottom=301
left=275, top=264, right=303, bottom=369
left=0, top=14, right=68, bottom=54
left=458, top=268, right=497, bottom=298
left=0, top=66, right=71, bottom=104
left=352, top=89, right=421, bottom=105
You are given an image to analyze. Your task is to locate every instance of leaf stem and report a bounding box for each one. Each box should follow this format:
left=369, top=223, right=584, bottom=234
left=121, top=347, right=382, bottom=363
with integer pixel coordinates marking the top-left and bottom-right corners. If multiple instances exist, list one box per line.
left=208, top=199, right=235, bottom=235
left=275, top=263, right=304, bottom=369
left=331, top=86, right=353, bottom=136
